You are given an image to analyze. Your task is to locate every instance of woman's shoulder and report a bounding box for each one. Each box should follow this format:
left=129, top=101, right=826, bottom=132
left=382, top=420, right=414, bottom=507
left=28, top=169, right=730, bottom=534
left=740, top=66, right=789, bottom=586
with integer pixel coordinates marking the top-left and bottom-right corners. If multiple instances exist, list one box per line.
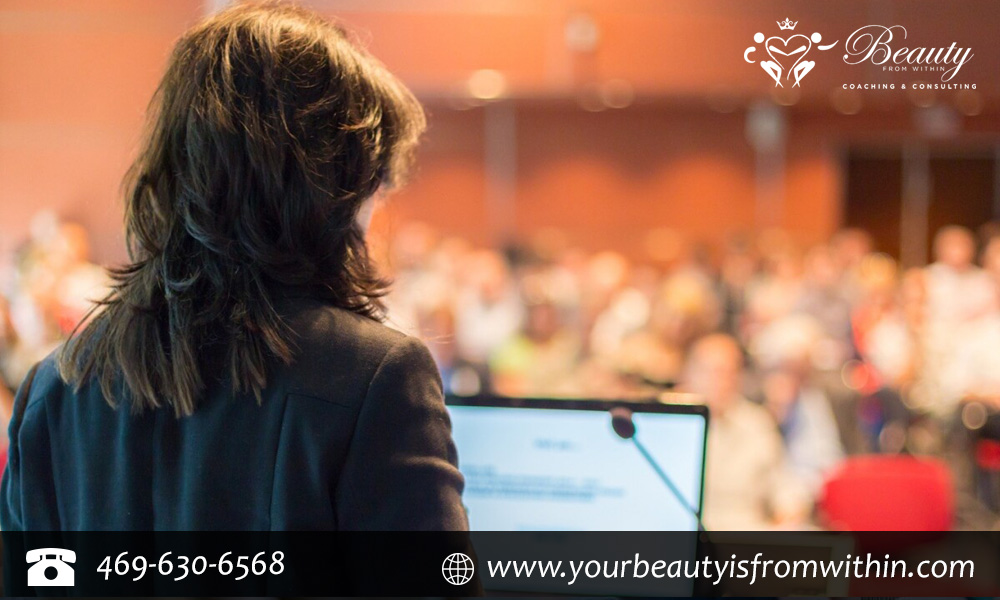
left=277, top=299, right=435, bottom=397
left=7, top=349, right=68, bottom=426
left=282, top=299, right=409, bottom=355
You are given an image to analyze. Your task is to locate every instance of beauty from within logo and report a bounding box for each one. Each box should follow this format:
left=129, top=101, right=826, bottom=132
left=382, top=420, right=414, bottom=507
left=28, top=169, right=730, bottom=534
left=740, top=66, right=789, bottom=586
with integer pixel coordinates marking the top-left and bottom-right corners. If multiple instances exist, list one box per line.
left=744, top=18, right=839, bottom=87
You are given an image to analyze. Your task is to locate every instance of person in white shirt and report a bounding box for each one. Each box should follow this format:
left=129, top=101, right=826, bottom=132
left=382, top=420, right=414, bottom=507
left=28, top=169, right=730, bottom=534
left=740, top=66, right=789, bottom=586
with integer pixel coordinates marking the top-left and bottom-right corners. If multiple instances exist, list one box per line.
left=919, top=226, right=997, bottom=414
left=680, top=334, right=810, bottom=530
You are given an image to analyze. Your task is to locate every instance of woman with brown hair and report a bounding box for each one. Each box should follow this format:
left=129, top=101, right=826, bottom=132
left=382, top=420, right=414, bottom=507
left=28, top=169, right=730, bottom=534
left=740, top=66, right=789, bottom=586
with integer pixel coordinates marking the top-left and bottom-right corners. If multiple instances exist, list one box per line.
left=1, top=2, right=466, bottom=532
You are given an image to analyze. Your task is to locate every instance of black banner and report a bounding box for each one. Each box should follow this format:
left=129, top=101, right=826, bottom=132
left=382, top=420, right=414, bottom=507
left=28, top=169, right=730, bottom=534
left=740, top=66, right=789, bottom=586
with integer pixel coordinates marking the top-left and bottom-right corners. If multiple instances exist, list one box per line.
left=2, top=530, right=998, bottom=596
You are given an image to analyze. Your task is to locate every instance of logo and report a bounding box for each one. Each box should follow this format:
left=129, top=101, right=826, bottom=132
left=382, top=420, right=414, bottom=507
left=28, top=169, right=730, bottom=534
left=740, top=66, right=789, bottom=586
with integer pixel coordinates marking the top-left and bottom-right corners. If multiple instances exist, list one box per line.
left=26, top=548, right=75, bottom=587
left=745, top=19, right=975, bottom=90
left=441, top=552, right=475, bottom=586
left=744, top=18, right=839, bottom=87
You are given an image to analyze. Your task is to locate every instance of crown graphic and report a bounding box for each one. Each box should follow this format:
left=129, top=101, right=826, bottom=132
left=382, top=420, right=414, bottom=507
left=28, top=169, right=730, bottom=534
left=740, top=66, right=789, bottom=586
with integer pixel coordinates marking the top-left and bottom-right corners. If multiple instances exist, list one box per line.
left=777, top=18, right=798, bottom=30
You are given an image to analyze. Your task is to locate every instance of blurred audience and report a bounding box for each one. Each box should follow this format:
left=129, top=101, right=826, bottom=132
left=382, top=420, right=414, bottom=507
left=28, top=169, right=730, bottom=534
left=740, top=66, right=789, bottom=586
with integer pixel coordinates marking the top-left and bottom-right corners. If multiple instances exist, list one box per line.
left=374, top=220, right=1000, bottom=528
left=0, top=213, right=108, bottom=394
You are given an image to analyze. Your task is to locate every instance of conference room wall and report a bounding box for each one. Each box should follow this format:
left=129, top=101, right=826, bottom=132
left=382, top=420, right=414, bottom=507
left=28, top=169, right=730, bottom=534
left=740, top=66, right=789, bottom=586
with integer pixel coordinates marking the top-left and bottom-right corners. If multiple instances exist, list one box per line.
left=372, top=104, right=843, bottom=263
left=3, top=0, right=998, bottom=266
left=0, top=0, right=204, bottom=263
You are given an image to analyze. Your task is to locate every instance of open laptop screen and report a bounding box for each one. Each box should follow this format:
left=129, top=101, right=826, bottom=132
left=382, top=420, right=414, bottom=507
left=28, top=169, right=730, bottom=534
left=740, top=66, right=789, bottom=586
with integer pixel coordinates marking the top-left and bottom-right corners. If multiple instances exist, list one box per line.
left=446, top=397, right=708, bottom=532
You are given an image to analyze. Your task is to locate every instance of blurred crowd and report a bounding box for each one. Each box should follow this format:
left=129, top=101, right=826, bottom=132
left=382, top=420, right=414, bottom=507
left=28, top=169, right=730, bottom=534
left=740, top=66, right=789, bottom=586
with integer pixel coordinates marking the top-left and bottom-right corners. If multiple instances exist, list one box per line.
left=5, top=214, right=1000, bottom=529
left=377, top=221, right=1000, bottom=529
left=0, top=213, right=109, bottom=423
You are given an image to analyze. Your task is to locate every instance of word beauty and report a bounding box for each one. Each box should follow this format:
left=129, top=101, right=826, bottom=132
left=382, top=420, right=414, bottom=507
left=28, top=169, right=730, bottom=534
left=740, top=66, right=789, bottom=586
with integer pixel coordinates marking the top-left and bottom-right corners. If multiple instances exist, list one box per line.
left=844, top=25, right=973, bottom=82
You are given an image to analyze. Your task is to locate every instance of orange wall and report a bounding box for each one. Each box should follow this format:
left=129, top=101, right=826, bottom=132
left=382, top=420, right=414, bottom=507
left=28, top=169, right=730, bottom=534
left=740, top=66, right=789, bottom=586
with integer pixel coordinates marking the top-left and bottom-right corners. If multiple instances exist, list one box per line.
left=0, top=0, right=205, bottom=262
left=0, top=0, right=995, bottom=266
left=515, top=106, right=758, bottom=254
left=373, top=103, right=844, bottom=260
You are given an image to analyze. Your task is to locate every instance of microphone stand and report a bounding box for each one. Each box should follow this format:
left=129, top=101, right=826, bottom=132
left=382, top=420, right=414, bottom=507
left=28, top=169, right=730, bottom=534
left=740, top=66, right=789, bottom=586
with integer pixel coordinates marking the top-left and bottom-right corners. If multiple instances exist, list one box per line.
left=610, top=407, right=707, bottom=532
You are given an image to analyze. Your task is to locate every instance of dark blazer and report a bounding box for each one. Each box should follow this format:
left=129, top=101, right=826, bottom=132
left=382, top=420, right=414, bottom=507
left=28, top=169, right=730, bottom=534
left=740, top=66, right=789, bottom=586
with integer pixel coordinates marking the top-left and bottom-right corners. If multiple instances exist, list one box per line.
left=0, top=297, right=467, bottom=531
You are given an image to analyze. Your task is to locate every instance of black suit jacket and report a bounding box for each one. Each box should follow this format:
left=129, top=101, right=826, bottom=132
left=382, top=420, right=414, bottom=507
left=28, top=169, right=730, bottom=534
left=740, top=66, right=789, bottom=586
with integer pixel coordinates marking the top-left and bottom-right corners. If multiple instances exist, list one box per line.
left=0, top=297, right=467, bottom=532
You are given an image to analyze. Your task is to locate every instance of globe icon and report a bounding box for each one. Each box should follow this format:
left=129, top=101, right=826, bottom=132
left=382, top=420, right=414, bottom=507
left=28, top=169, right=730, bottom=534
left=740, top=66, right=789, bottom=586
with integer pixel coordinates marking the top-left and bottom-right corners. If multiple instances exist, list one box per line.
left=441, top=552, right=475, bottom=585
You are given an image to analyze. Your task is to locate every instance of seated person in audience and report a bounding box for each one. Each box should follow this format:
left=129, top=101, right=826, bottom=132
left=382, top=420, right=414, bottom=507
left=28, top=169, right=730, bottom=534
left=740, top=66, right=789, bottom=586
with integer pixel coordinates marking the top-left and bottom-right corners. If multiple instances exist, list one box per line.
left=614, top=272, right=718, bottom=387
left=831, top=227, right=874, bottom=305
left=742, top=233, right=805, bottom=345
left=761, top=363, right=844, bottom=495
left=680, top=334, right=810, bottom=530
left=490, top=293, right=581, bottom=397
left=1, top=217, right=110, bottom=388
left=919, top=226, right=997, bottom=414
left=952, top=235, right=1000, bottom=406
left=455, top=250, right=523, bottom=364
left=417, top=301, right=490, bottom=398
left=748, top=312, right=846, bottom=477
left=717, top=233, right=758, bottom=336
left=851, top=253, right=916, bottom=452
left=36, top=221, right=109, bottom=335
left=796, top=244, right=852, bottom=348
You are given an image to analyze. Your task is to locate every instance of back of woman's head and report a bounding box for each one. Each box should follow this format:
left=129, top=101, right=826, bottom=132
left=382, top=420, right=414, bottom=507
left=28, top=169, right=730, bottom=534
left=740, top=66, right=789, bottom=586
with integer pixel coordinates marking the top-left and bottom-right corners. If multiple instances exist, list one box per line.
left=59, top=1, right=426, bottom=416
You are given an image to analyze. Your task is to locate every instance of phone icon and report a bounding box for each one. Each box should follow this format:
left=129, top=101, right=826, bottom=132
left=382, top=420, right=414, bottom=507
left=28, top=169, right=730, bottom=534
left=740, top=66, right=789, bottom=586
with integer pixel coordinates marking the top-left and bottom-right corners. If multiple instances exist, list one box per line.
left=26, top=548, right=75, bottom=587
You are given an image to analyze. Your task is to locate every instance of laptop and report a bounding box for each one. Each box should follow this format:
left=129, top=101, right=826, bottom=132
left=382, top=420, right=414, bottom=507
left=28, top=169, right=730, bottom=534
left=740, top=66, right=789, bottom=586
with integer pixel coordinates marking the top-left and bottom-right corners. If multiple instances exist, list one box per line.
left=446, top=396, right=709, bottom=532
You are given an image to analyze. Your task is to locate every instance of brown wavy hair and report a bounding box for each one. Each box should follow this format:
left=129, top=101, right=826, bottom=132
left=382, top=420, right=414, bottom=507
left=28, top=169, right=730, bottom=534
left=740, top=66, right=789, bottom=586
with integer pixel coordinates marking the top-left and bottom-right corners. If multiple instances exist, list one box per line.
left=59, top=2, right=426, bottom=416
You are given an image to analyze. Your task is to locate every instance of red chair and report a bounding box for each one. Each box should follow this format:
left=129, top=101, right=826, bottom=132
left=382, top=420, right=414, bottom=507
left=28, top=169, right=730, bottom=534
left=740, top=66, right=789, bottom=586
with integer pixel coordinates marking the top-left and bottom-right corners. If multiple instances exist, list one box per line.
left=818, top=457, right=984, bottom=597
left=818, top=455, right=954, bottom=531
